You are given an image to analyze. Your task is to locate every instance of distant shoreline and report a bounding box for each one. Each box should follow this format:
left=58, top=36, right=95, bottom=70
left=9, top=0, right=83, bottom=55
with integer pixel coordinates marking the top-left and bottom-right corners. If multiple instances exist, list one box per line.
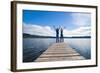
left=23, top=33, right=91, bottom=38
left=23, top=36, right=91, bottom=38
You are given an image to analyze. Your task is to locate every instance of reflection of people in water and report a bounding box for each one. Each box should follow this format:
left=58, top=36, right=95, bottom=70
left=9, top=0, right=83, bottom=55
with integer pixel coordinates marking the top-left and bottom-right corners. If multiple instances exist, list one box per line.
left=55, top=28, right=59, bottom=43
left=60, top=27, right=64, bottom=42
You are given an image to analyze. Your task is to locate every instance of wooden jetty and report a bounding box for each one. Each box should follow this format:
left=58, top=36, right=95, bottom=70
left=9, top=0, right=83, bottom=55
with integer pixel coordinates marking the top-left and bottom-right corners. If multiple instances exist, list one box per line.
left=35, top=43, right=85, bottom=62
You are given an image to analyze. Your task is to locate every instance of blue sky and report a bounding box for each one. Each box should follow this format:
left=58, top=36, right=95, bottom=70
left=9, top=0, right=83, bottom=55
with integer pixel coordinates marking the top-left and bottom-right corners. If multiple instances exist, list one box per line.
left=23, top=10, right=91, bottom=36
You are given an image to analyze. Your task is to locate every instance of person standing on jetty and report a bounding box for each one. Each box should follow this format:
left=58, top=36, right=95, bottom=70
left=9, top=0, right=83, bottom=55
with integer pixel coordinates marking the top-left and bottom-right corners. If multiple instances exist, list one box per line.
left=60, top=27, right=64, bottom=42
left=55, top=27, right=60, bottom=43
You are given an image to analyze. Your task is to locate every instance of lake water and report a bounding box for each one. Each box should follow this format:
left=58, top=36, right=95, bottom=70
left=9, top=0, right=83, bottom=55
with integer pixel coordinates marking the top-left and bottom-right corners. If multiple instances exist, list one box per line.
left=23, top=38, right=91, bottom=62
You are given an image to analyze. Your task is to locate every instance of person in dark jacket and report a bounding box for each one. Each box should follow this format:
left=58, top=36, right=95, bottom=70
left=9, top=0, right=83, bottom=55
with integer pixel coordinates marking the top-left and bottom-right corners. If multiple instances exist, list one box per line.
left=60, top=27, right=64, bottom=42
left=55, top=27, right=59, bottom=43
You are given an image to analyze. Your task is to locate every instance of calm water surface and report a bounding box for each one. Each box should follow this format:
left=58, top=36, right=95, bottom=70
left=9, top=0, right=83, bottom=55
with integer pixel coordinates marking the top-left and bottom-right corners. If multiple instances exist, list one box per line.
left=23, top=38, right=91, bottom=62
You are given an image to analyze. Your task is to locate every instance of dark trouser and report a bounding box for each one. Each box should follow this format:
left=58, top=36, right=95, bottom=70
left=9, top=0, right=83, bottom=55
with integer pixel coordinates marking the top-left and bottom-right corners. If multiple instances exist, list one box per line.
left=56, top=37, right=59, bottom=43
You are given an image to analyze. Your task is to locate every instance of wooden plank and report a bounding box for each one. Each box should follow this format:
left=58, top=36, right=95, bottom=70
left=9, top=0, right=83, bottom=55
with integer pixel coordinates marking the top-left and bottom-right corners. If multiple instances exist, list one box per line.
left=39, top=55, right=80, bottom=58
left=42, top=53, right=81, bottom=57
left=35, top=56, right=85, bottom=62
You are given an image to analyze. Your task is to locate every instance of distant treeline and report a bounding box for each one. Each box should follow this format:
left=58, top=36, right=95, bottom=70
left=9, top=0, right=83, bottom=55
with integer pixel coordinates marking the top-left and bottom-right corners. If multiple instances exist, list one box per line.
left=23, top=33, right=91, bottom=38
left=23, top=33, right=55, bottom=38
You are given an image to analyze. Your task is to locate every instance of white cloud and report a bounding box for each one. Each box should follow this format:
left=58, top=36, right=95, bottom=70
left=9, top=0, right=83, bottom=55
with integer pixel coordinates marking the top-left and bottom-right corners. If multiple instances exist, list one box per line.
left=71, top=13, right=91, bottom=26
left=63, top=27, right=91, bottom=36
left=23, top=23, right=91, bottom=37
left=23, top=23, right=55, bottom=36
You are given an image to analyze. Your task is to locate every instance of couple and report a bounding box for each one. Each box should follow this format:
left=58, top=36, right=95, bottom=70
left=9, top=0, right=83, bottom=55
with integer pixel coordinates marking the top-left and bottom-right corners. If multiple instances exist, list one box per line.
left=55, top=27, right=64, bottom=43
